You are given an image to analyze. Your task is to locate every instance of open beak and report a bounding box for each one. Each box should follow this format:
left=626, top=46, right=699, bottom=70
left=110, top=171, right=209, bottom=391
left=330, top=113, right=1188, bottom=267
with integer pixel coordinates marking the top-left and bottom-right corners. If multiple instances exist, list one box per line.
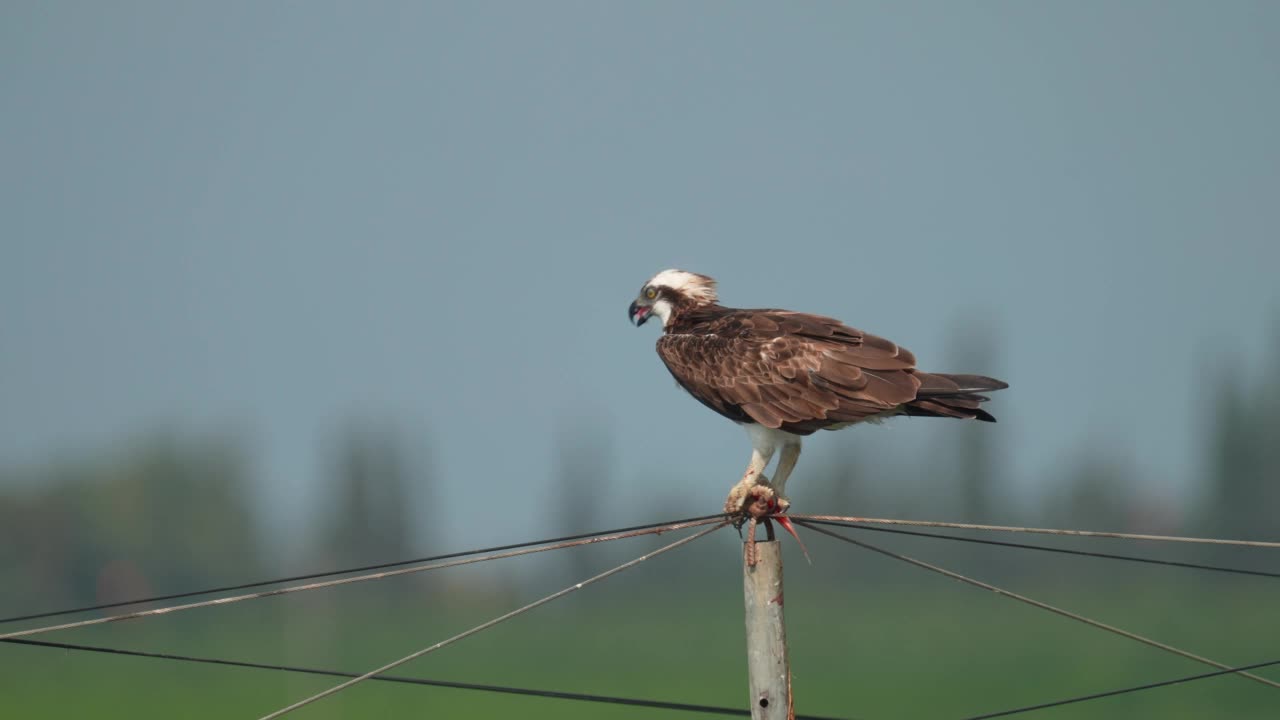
left=629, top=300, right=651, bottom=326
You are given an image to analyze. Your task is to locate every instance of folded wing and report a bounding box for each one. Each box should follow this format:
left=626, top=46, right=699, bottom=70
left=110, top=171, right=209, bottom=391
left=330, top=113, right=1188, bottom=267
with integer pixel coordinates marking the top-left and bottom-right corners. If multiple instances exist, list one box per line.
left=657, top=310, right=923, bottom=435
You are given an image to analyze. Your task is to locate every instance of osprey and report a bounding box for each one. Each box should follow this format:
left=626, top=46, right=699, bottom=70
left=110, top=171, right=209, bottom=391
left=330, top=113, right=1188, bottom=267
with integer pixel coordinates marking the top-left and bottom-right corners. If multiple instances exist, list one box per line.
left=628, top=269, right=1008, bottom=516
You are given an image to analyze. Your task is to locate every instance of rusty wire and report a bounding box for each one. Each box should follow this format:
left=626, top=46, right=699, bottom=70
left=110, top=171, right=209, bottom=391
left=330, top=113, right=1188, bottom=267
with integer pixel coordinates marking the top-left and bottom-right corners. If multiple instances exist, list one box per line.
left=0, top=513, right=727, bottom=626
left=257, top=521, right=728, bottom=719
left=796, top=520, right=1280, bottom=691
left=789, top=514, right=1280, bottom=548
left=0, top=517, right=725, bottom=642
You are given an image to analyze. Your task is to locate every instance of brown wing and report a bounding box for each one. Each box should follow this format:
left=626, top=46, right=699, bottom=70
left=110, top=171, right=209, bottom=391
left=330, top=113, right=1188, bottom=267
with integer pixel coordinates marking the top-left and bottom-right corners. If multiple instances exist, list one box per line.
left=656, top=309, right=922, bottom=435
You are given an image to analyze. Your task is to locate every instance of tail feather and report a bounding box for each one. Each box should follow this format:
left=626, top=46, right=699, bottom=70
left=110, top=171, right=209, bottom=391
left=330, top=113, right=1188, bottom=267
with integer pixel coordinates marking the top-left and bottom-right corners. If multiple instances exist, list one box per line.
left=907, top=372, right=1008, bottom=422
left=916, top=372, right=1009, bottom=396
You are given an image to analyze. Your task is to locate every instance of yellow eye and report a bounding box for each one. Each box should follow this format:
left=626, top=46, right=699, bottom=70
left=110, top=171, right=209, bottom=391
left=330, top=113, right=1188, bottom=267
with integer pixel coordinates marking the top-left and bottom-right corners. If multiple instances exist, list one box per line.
left=645, top=287, right=657, bottom=300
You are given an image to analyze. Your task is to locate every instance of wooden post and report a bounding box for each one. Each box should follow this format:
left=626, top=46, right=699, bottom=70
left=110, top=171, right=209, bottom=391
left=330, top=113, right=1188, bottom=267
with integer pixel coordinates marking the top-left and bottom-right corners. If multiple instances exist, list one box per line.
left=743, top=534, right=792, bottom=719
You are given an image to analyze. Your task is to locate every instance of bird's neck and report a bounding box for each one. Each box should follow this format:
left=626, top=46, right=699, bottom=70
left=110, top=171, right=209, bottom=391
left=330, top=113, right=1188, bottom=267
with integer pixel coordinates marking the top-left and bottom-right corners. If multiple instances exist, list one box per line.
left=664, top=302, right=729, bottom=332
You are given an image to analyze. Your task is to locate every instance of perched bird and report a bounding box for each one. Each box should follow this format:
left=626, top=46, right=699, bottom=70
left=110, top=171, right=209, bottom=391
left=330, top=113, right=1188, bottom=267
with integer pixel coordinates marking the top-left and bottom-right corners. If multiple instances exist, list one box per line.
left=629, top=269, right=1008, bottom=516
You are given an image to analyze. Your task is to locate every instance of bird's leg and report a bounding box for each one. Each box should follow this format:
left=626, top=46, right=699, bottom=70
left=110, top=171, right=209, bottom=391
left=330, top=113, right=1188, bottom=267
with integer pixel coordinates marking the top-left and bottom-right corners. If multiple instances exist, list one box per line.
left=725, top=445, right=776, bottom=516
left=768, top=441, right=802, bottom=512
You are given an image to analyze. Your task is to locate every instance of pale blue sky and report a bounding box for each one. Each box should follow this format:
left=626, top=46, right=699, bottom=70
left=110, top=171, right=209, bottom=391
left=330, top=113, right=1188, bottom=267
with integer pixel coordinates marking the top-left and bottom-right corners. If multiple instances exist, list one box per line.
left=3, top=2, right=1278, bottom=546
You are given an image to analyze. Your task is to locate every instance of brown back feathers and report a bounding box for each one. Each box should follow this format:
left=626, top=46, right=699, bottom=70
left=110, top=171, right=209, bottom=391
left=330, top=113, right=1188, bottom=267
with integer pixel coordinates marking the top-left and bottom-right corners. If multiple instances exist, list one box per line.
left=656, top=305, right=1007, bottom=435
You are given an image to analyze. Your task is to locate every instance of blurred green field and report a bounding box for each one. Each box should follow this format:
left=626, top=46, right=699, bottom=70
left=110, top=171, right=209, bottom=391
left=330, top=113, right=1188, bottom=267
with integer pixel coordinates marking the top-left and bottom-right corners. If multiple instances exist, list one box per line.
left=3, top=544, right=1276, bottom=720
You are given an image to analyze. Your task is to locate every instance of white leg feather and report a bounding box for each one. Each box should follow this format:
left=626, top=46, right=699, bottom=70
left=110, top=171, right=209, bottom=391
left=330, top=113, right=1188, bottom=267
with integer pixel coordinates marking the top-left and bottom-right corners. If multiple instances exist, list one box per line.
left=726, top=425, right=802, bottom=513
left=771, top=440, right=802, bottom=496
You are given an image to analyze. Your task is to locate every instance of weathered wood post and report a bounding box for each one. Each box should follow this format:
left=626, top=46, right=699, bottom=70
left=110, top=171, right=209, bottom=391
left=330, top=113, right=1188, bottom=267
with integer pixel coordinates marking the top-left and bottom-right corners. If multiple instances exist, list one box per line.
left=743, top=530, right=792, bottom=719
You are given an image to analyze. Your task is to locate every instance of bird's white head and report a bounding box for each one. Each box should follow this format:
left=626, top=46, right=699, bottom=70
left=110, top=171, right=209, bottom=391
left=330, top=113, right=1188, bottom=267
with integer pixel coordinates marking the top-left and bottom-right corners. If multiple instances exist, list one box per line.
left=628, top=269, right=718, bottom=328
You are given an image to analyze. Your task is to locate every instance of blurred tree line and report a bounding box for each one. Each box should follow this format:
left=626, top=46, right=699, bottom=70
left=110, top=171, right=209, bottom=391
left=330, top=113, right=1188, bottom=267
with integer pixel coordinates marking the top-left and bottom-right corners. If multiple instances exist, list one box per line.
left=0, top=434, right=263, bottom=611
left=3, top=327, right=1279, bottom=614
left=0, top=422, right=427, bottom=614
left=1198, top=334, right=1280, bottom=542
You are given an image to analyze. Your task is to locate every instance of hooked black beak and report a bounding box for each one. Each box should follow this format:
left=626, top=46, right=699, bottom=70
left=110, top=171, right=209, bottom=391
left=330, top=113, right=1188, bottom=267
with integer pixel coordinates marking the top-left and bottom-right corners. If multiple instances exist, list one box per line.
left=629, top=300, right=651, bottom=326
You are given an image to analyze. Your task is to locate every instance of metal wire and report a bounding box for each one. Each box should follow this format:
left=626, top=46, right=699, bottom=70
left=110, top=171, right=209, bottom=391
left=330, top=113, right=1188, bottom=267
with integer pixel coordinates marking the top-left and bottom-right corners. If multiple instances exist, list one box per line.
left=8, top=510, right=1273, bottom=718
left=0, top=513, right=725, bottom=626
left=11, top=636, right=1274, bottom=720
left=801, top=519, right=1280, bottom=579
left=796, top=521, right=1280, bottom=690
left=257, top=522, right=728, bottom=719
left=0, top=517, right=724, bottom=642
left=790, top=514, right=1280, bottom=548
left=9, top=511, right=1266, bottom=629
left=957, top=658, right=1280, bottom=719
left=2, top=636, right=855, bottom=720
